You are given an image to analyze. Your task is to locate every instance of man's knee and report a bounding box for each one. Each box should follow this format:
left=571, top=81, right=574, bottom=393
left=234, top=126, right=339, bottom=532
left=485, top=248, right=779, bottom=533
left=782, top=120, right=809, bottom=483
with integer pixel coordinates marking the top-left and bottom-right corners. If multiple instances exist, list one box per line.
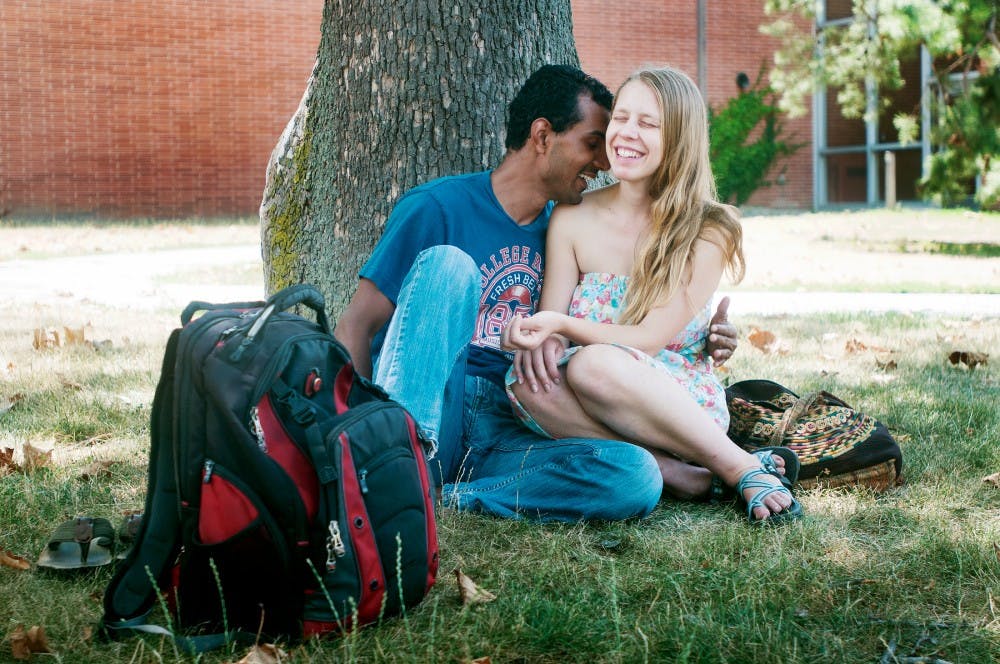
left=587, top=444, right=662, bottom=521
left=414, top=246, right=477, bottom=290
left=402, top=245, right=479, bottom=321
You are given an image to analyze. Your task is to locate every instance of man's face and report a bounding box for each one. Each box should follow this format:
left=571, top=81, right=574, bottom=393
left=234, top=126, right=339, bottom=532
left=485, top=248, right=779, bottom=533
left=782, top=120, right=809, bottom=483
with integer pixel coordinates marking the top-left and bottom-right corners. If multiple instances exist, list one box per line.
left=542, top=94, right=611, bottom=205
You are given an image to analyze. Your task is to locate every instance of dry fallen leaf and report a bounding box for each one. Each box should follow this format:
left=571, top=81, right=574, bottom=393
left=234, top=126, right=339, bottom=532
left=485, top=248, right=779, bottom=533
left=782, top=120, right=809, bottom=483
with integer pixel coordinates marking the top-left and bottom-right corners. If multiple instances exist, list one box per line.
left=0, top=447, right=17, bottom=475
left=9, top=624, right=52, bottom=660
left=749, top=327, right=776, bottom=350
left=78, top=460, right=114, bottom=481
left=63, top=326, right=87, bottom=346
left=0, top=393, right=25, bottom=419
left=228, top=643, right=287, bottom=664
left=845, top=338, right=868, bottom=353
left=748, top=327, right=789, bottom=355
left=846, top=338, right=892, bottom=354
left=455, top=569, right=497, bottom=605
left=22, top=443, right=52, bottom=473
left=983, top=472, right=1000, bottom=488
left=80, top=626, right=93, bottom=643
left=466, top=658, right=492, bottom=664
left=57, top=375, right=83, bottom=391
left=32, top=328, right=60, bottom=350
left=948, top=350, right=989, bottom=370
left=875, top=357, right=897, bottom=371
left=0, top=550, right=30, bottom=571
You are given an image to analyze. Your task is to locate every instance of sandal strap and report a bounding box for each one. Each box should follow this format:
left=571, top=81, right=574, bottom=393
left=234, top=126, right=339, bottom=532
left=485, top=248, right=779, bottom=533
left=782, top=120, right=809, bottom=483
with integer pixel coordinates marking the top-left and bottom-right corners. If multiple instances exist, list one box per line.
left=736, top=467, right=798, bottom=521
left=48, top=517, right=114, bottom=549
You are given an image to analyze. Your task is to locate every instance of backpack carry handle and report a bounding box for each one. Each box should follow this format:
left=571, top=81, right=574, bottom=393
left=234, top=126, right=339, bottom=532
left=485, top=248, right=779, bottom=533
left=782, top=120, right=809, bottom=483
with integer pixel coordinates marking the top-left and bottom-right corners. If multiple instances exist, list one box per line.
left=261, top=284, right=332, bottom=334
left=180, top=299, right=266, bottom=327
left=229, top=285, right=332, bottom=362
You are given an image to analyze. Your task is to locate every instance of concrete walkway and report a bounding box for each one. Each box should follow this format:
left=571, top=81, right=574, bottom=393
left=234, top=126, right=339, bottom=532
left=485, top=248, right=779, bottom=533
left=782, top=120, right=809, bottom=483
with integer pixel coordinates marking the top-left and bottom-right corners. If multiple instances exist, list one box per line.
left=2, top=243, right=998, bottom=316
left=719, top=291, right=1000, bottom=317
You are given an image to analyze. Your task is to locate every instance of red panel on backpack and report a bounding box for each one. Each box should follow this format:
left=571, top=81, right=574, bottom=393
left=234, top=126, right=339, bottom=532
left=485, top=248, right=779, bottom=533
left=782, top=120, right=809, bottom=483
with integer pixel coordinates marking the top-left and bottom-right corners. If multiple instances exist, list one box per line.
left=257, top=394, right=319, bottom=522
left=198, top=472, right=259, bottom=545
left=405, top=413, right=439, bottom=591
left=333, top=364, right=353, bottom=413
left=338, top=433, right=385, bottom=623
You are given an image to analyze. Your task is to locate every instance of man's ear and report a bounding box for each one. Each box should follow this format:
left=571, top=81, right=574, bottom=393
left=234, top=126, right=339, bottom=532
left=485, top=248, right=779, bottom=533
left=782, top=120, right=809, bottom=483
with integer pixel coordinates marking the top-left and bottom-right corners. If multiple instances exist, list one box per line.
left=528, top=117, right=553, bottom=154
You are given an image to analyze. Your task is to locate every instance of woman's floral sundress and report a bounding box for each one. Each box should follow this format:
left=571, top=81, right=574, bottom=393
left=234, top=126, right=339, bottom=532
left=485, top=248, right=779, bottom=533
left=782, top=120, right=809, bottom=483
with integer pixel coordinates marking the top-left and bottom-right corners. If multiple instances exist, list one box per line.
left=505, top=272, right=729, bottom=436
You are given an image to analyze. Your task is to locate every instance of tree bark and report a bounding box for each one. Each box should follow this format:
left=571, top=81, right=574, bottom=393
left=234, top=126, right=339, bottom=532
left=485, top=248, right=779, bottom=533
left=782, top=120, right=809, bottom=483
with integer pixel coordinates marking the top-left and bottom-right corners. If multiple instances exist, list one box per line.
left=261, top=0, right=579, bottom=319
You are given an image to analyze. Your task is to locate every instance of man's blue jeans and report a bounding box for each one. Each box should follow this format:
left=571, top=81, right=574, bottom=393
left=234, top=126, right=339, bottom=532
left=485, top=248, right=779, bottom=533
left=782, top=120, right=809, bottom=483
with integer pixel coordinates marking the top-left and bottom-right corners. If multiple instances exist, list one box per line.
left=373, top=246, right=662, bottom=522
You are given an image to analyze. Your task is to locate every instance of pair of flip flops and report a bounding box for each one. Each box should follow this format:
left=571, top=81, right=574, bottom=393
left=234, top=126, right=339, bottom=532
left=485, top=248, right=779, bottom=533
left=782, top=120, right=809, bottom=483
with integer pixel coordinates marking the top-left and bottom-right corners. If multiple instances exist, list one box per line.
left=36, top=514, right=142, bottom=570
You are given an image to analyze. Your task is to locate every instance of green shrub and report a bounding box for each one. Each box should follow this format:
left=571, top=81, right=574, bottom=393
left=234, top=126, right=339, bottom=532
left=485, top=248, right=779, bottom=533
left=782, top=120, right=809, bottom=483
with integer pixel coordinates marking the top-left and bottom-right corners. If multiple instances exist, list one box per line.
left=709, top=76, right=801, bottom=206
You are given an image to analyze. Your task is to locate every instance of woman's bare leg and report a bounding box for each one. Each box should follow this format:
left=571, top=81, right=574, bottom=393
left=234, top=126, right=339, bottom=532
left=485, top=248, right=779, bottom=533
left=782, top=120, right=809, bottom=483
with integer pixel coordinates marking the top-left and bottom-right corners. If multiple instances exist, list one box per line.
left=553, top=344, right=792, bottom=520
left=511, top=373, right=717, bottom=498
left=510, top=362, right=785, bottom=508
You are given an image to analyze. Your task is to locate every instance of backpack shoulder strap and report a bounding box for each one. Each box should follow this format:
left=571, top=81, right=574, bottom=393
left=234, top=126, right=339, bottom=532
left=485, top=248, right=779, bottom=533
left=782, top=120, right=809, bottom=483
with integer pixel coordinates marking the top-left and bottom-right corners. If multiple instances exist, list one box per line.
left=102, top=328, right=182, bottom=631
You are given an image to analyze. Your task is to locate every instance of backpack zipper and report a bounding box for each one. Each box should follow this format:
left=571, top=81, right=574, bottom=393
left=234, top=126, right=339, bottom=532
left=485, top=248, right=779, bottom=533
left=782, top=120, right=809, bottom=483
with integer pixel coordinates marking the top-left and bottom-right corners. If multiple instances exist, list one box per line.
left=325, top=519, right=345, bottom=569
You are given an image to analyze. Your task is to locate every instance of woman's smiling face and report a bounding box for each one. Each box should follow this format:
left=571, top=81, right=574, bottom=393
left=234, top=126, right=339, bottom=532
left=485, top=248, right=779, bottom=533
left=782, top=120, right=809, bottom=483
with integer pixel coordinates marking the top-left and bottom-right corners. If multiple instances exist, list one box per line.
left=606, top=80, right=663, bottom=184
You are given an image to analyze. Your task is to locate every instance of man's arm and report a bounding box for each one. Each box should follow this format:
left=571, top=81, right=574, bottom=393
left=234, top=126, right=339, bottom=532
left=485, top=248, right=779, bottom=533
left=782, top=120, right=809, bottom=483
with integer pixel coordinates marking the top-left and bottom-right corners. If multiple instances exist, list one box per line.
left=706, top=296, right=738, bottom=366
left=333, top=278, right=395, bottom=379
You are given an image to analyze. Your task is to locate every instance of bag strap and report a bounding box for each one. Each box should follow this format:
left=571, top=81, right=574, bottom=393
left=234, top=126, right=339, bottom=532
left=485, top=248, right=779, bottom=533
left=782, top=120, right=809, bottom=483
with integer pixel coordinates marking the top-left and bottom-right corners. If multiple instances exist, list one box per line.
left=102, top=615, right=259, bottom=654
left=768, top=391, right=823, bottom=447
left=270, top=377, right=338, bottom=485
left=102, top=329, right=183, bottom=626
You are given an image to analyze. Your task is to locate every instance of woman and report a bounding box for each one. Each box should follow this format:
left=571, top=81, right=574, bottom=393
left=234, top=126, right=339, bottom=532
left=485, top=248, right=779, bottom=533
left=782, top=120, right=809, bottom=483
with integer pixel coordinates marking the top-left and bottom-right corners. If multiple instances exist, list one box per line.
left=502, top=66, right=801, bottom=524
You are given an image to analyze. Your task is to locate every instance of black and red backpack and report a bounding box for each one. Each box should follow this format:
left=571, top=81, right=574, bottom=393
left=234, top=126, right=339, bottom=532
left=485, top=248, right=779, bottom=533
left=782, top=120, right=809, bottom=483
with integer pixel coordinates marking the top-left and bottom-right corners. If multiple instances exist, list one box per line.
left=101, top=284, right=438, bottom=649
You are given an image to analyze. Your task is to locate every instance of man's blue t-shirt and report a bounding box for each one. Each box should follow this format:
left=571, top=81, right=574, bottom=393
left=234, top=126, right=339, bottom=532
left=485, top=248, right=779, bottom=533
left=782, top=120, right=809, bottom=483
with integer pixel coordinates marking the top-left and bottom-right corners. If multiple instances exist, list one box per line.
left=360, top=171, right=551, bottom=386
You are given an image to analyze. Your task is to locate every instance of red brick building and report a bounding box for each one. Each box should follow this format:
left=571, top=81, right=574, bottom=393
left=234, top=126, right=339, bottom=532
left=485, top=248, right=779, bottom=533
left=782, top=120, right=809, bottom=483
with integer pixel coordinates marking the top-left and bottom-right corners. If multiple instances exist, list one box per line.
left=1, top=1, right=322, bottom=218
left=0, top=2, right=925, bottom=218
left=573, top=0, right=813, bottom=208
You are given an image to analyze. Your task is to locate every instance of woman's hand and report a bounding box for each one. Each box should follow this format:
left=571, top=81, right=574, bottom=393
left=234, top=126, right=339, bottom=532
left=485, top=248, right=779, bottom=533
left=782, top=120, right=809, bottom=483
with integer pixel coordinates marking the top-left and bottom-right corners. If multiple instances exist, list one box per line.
left=502, top=311, right=565, bottom=351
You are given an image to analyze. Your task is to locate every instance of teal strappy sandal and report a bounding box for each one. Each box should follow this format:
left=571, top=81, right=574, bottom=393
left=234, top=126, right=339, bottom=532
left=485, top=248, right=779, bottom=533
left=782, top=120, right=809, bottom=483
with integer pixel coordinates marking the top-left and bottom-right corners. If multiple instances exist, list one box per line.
left=708, top=446, right=800, bottom=502
left=736, top=466, right=804, bottom=526
left=752, top=446, right=800, bottom=489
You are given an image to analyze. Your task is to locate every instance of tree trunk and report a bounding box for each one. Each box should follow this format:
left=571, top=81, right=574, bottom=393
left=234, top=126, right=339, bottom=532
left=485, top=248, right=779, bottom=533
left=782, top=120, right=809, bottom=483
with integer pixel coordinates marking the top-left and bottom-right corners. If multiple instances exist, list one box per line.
left=260, top=0, right=579, bottom=319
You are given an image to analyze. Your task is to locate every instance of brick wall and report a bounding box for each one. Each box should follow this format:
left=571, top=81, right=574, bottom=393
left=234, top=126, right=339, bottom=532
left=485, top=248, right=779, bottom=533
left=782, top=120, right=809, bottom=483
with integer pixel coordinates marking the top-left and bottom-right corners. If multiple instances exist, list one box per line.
left=573, top=0, right=813, bottom=208
left=1, top=1, right=323, bottom=218
left=2, top=1, right=814, bottom=217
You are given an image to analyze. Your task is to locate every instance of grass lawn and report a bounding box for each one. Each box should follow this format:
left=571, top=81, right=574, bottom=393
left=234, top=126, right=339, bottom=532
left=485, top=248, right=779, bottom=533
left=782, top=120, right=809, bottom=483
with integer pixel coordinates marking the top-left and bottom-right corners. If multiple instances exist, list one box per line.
left=0, top=211, right=998, bottom=663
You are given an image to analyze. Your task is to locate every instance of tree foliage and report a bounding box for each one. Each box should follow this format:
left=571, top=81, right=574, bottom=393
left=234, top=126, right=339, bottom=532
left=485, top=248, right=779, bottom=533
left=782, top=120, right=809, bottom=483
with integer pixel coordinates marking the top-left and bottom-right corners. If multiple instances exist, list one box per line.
left=708, top=77, right=801, bottom=206
left=763, top=0, right=1000, bottom=208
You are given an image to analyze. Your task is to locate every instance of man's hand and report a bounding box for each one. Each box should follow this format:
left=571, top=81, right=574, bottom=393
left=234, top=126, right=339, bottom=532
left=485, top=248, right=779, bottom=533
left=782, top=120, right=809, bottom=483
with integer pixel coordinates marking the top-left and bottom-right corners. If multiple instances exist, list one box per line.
left=706, top=296, right=738, bottom=366
left=511, top=336, right=566, bottom=393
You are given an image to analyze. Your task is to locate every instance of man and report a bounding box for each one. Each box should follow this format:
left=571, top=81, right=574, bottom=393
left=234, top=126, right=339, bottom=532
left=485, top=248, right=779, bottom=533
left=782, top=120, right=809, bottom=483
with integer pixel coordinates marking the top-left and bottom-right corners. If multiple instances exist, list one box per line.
left=334, top=65, right=737, bottom=521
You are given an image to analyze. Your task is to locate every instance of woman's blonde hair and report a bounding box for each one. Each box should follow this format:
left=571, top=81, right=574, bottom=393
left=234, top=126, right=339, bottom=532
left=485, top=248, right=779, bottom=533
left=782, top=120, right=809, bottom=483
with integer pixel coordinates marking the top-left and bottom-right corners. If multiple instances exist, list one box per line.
left=617, top=66, right=745, bottom=325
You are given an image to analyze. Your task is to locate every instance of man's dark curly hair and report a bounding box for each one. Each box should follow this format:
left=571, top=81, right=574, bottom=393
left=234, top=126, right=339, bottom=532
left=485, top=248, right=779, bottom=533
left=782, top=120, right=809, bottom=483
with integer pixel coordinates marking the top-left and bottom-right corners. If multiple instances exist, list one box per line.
left=504, top=64, right=613, bottom=150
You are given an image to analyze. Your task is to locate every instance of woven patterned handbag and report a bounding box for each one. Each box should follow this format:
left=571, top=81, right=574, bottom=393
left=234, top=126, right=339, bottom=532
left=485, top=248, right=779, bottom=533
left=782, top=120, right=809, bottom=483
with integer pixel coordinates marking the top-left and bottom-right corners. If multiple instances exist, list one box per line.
left=725, top=379, right=903, bottom=491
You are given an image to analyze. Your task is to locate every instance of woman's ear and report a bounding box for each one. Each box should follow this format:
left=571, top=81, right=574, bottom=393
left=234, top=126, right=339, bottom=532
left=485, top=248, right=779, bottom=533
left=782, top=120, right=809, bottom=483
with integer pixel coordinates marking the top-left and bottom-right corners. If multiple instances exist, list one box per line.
left=529, top=117, right=552, bottom=154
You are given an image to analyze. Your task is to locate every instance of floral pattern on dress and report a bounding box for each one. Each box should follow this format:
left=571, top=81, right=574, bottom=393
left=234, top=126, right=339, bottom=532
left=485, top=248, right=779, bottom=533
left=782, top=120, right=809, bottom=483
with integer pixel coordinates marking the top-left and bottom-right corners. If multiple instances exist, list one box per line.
left=505, top=272, right=729, bottom=436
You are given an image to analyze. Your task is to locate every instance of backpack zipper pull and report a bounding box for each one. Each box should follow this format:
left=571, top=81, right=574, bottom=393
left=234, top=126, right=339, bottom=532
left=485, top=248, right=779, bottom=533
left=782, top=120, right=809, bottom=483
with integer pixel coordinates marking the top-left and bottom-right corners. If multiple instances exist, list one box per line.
left=326, top=520, right=345, bottom=570
left=359, top=470, right=369, bottom=494
left=249, top=406, right=267, bottom=453
left=203, top=459, right=215, bottom=483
